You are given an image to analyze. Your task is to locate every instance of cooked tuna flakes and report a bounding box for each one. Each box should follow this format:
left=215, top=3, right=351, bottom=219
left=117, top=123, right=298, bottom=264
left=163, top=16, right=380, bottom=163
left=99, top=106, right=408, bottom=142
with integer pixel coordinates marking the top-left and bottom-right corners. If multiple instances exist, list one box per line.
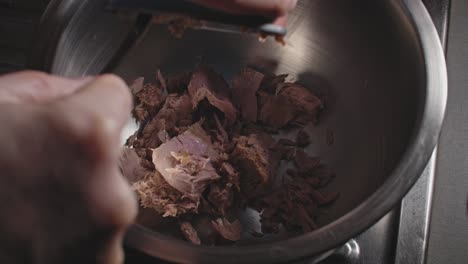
left=121, top=66, right=338, bottom=245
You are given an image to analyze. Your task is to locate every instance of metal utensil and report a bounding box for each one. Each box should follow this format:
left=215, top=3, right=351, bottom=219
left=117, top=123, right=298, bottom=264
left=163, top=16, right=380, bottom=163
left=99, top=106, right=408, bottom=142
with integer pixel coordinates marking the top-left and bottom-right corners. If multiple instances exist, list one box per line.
left=106, top=0, right=287, bottom=37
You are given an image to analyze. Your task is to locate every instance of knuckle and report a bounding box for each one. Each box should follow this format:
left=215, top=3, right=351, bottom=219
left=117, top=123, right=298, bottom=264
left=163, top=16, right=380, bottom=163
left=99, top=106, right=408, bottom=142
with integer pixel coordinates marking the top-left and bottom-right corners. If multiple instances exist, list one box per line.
left=95, top=74, right=133, bottom=111
left=96, top=74, right=127, bottom=88
left=19, top=71, right=53, bottom=90
left=45, top=104, right=107, bottom=153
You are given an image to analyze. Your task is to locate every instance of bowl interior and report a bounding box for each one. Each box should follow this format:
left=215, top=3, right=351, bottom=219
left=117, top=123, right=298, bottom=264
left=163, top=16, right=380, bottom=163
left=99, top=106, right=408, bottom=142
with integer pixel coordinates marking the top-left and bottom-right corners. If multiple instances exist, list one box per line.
left=113, top=0, right=424, bottom=245
left=49, top=0, right=425, bottom=247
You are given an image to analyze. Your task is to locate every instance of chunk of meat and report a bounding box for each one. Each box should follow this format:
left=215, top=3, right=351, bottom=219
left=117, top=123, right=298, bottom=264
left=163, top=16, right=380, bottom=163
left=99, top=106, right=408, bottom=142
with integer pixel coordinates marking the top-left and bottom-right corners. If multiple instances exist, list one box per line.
left=280, top=84, right=322, bottom=126
left=211, top=218, right=241, bottom=241
left=188, top=66, right=238, bottom=124
left=156, top=70, right=168, bottom=94
left=130, top=77, right=145, bottom=95
left=255, top=160, right=338, bottom=233
left=231, top=133, right=280, bottom=197
left=166, top=71, right=193, bottom=94
left=294, top=150, right=321, bottom=173
left=277, top=138, right=296, bottom=146
left=139, top=94, right=193, bottom=148
left=258, top=83, right=322, bottom=128
left=220, top=162, right=240, bottom=191
left=119, top=147, right=150, bottom=184
left=231, top=68, right=264, bottom=122
left=207, top=183, right=234, bottom=215
left=258, top=92, right=297, bottom=129
left=296, top=130, right=311, bottom=147
left=134, top=82, right=166, bottom=116
left=130, top=78, right=167, bottom=122
left=260, top=74, right=288, bottom=94
left=191, top=215, right=218, bottom=245
left=273, top=140, right=297, bottom=161
left=152, top=123, right=221, bottom=197
left=180, top=222, right=201, bottom=245
left=132, top=172, right=199, bottom=217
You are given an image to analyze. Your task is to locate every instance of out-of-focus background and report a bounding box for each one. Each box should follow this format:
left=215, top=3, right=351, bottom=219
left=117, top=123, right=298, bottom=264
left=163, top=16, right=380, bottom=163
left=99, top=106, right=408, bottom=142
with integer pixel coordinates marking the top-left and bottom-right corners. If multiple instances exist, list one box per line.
left=0, top=0, right=49, bottom=74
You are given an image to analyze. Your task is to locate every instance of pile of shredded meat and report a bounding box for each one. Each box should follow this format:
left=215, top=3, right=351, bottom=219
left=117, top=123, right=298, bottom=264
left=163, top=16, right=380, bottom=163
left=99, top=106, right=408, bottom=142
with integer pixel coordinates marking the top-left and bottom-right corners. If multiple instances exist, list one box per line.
left=120, top=65, right=338, bottom=245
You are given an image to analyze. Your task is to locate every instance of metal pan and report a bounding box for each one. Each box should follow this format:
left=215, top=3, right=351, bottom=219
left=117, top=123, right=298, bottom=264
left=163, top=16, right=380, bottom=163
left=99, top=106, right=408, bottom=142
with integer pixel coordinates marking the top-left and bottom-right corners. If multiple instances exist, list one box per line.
left=30, top=0, right=447, bottom=263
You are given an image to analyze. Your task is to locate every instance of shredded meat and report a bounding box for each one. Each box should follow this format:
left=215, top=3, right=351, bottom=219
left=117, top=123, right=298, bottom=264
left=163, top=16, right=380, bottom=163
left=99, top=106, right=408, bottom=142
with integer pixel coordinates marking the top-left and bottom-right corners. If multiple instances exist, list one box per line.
left=188, top=66, right=238, bottom=124
left=180, top=222, right=201, bottom=245
left=232, top=68, right=264, bottom=122
left=132, top=172, right=199, bottom=217
left=211, top=218, right=242, bottom=242
left=152, top=123, right=221, bottom=197
left=137, top=94, right=193, bottom=149
left=123, top=66, right=337, bottom=245
left=231, top=133, right=280, bottom=197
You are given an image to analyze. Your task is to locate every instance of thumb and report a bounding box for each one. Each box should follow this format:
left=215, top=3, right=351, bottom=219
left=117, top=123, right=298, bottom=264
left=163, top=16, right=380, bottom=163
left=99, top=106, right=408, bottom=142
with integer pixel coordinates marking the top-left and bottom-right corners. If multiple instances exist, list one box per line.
left=50, top=74, right=133, bottom=162
left=0, top=71, right=94, bottom=104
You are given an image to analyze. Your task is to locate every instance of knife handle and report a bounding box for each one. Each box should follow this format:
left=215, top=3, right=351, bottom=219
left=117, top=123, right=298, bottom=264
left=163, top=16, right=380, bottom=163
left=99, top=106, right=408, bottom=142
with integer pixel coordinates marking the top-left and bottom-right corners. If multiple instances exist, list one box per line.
left=107, top=0, right=286, bottom=35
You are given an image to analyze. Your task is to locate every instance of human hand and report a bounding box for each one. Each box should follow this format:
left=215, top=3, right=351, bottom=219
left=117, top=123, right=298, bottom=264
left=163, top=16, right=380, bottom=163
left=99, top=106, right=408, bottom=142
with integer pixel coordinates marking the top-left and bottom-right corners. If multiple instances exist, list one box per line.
left=0, top=71, right=136, bottom=264
left=192, top=0, right=298, bottom=26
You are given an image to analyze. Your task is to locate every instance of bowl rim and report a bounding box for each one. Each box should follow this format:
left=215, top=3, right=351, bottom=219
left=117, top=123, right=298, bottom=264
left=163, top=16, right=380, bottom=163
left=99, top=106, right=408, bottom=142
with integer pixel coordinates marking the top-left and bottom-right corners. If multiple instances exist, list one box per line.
left=124, top=0, right=447, bottom=262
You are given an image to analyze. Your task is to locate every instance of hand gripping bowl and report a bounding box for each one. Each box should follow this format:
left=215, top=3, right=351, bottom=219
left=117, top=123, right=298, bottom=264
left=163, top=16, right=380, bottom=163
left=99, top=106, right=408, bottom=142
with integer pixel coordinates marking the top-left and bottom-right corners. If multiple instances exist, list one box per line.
left=31, top=0, right=447, bottom=263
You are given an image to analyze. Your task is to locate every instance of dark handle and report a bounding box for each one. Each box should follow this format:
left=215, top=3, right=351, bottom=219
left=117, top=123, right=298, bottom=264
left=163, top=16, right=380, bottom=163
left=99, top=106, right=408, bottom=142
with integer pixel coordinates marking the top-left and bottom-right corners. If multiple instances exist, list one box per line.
left=107, top=0, right=275, bottom=28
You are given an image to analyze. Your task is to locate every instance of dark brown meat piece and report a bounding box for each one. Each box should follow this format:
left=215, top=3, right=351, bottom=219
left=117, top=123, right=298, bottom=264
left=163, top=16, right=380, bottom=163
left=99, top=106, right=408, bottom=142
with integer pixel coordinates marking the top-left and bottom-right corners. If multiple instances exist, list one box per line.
left=273, top=140, right=297, bottom=161
left=138, top=94, right=193, bottom=148
left=255, top=161, right=338, bottom=233
left=260, top=74, right=288, bottom=94
left=211, top=218, right=241, bottom=241
left=258, top=83, right=322, bottom=129
left=180, top=222, right=201, bottom=245
left=294, top=150, right=321, bottom=173
left=231, top=68, right=265, bottom=122
left=152, top=15, right=203, bottom=38
left=296, top=130, right=311, bottom=147
left=280, top=84, right=322, bottom=126
left=231, top=133, right=280, bottom=197
left=188, top=66, right=238, bottom=124
left=166, top=71, right=193, bottom=94
left=152, top=123, right=221, bottom=198
left=207, top=183, right=234, bottom=216
left=138, top=83, right=165, bottom=107
left=156, top=70, right=168, bottom=94
left=219, top=162, right=240, bottom=191
left=258, top=91, right=297, bottom=129
left=131, top=77, right=167, bottom=123
left=277, top=138, right=296, bottom=146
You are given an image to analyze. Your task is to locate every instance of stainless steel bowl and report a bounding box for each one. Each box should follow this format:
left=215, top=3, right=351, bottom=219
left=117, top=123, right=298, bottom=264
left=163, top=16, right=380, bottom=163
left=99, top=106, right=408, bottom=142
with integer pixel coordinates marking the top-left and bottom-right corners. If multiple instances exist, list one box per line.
left=31, top=0, right=447, bottom=263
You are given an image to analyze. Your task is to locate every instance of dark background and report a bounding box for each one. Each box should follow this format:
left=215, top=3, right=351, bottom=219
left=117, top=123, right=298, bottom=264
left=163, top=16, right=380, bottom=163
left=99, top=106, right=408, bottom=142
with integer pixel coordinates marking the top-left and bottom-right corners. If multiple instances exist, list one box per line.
left=0, top=0, right=467, bottom=263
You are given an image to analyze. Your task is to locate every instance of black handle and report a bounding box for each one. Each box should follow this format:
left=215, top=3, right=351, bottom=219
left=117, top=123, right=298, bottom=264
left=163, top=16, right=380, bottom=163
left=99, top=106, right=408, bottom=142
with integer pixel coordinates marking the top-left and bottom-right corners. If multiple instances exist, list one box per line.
left=107, top=0, right=274, bottom=28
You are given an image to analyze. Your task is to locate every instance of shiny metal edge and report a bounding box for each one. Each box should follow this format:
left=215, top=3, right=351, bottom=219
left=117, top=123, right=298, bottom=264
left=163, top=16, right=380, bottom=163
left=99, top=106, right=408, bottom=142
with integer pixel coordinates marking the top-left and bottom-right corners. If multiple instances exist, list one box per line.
left=125, top=0, right=448, bottom=262
left=395, top=150, right=437, bottom=264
